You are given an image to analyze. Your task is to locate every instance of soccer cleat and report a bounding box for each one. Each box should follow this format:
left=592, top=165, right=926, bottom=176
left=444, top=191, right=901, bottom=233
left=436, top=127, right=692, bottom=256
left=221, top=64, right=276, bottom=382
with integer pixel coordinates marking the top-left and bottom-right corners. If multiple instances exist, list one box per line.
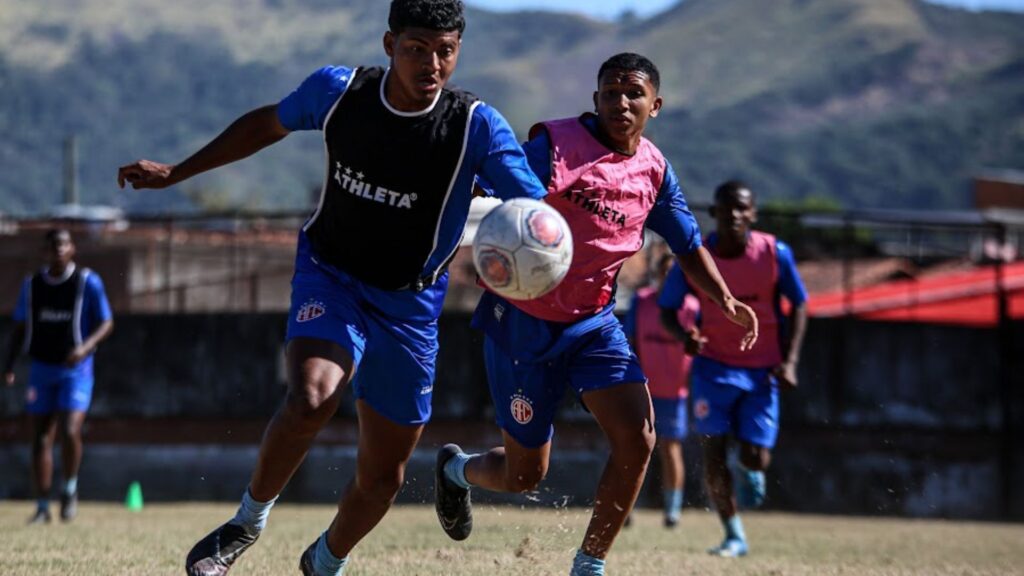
left=735, top=468, right=767, bottom=509
left=27, top=508, right=52, bottom=525
left=185, top=521, right=260, bottom=576
left=434, top=443, right=473, bottom=541
left=707, top=537, right=748, bottom=558
left=663, top=514, right=679, bottom=529
left=298, top=540, right=316, bottom=576
left=60, top=491, right=78, bottom=522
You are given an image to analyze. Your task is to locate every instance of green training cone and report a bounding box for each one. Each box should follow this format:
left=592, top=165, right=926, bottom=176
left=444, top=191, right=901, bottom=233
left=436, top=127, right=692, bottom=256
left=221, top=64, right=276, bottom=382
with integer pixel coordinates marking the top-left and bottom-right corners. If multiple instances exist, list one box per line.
left=125, top=481, right=144, bottom=512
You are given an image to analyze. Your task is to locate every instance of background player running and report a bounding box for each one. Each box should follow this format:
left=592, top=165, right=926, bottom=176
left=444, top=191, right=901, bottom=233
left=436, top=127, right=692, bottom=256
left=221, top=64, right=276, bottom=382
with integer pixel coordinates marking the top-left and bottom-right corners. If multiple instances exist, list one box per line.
left=3, top=228, right=114, bottom=524
left=659, top=180, right=808, bottom=557
left=117, top=1, right=547, bottom=575
left=435, top=53, right=758, bottom=576
left=624, top=252, right=700, bottom=528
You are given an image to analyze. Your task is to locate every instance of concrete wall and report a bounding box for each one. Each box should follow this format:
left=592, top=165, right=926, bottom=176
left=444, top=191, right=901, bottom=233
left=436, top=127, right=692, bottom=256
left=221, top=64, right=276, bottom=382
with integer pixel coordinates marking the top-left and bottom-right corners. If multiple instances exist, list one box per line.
left=1, top=314, right=1020, bottom=520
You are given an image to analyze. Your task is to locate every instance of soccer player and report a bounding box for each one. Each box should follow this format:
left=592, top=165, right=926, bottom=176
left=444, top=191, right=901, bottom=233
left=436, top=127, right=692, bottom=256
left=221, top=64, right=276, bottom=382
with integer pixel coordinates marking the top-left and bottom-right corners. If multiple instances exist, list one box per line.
left=658, top=180, right=808, bottom=557
left=623, top=252, right=700, bottom=528
left=434, top=53, right=758, bottom=576
left=117, top=2, right=548, bottom=575
left=3, top=229, right=114, bottom=524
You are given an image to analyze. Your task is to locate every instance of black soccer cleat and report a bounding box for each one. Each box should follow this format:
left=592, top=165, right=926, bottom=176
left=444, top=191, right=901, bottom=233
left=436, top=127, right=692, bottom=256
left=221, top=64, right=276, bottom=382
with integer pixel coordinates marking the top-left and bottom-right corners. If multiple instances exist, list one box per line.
left=298, top=540, right=317, bottom=576
left=434, top=443, right=473, bottom=541
left=185, top=521, right=260, bottom=576
left=60, top=491, right=78, bottom=522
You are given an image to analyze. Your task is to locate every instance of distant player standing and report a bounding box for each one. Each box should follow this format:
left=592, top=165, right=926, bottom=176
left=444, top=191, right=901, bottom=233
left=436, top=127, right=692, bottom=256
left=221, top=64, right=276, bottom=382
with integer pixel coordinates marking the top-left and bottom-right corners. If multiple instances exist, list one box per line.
left=434, top=53, right=758, bottom=576
left=623, top=252, right=699, bottom=528
left=3, top=229, right=114, bottom=524
left=659, top=180, right=808, bottom=557
left=117, top=1, right=548, bottom=575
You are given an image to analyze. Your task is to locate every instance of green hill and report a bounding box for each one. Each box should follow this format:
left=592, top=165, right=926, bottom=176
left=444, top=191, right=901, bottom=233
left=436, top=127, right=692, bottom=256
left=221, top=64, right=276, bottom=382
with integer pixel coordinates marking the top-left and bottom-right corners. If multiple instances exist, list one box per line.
left=0, top=0, right=1021, bottom=214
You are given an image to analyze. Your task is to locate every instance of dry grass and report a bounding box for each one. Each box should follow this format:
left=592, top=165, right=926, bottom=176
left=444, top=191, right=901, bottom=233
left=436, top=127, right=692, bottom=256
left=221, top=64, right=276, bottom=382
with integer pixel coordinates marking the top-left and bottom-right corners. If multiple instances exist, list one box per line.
left=1, top=502, right=1021, bottom=575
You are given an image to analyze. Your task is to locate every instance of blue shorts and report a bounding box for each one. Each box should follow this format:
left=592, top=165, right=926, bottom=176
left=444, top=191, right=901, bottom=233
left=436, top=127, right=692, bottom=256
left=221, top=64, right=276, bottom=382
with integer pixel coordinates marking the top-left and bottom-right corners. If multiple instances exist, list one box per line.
left=478, top=296, right=646, bottom=448
left=652, top=396, right=688, bottom=441
left=26, top=360, right=94, bottom=414
left=689, top=357, right=779, bottom=448
left=286, top=244, right=439, bottom=426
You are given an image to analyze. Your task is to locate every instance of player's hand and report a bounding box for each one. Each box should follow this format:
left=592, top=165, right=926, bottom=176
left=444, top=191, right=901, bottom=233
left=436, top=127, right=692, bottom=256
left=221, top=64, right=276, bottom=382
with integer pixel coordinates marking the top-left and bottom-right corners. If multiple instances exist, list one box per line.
left=3, top=371, right=14, bottom=386
left=773, top=361, right=798, bottom=390
left=65, top=346, right=89, bottom=367
left=684, top=327, right=707, bottom=356
left=722, top=296, right=758, bottom=351
left=117, top=159, right=177, bottom=189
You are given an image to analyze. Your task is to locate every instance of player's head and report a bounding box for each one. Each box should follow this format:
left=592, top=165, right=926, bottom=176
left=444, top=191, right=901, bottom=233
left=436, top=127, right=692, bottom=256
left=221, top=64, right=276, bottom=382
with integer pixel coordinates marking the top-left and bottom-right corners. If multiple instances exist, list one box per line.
left=593, top=53, right=663, bottom=148
left=43, top=228, right=75, bottom=270
left=384, top=0, right=465, bottom=110
left=710, top=180, right=757, bottom=239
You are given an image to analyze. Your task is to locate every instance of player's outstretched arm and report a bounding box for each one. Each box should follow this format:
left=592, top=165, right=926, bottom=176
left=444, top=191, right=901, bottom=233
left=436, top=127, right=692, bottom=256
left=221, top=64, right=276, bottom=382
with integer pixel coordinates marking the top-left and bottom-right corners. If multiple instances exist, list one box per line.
left=2, top=322, right=26, bottom=386
left=117, top=105, right=290, bottom=190
left=677, top=247, right=759, bottom=351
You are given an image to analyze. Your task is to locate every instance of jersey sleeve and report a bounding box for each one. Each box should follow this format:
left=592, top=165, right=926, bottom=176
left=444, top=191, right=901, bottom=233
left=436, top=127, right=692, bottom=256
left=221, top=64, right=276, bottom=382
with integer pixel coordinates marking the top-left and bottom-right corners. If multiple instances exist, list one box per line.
left=12, top=277, right=29, bottom=323
left=657, top=262, right=692, bottom=310
left=85, top=273, right=113, bottom=326
left=470, top=104, right=548, bottom=201
left=276, top=65, right=355, bottom=131
left=644, top=160, right=702, bottom=255
left=776, top=240, right=808, bottom=306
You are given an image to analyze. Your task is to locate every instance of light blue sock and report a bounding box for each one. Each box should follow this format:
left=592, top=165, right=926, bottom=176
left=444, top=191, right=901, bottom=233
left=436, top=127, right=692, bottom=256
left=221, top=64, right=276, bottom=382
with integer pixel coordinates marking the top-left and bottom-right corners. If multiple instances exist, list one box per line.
left=723, top=515, right=746, bottom=542
left=443, top=452, right=475, bottom=490
left=232, top=487, right=278, bottom=533
left=64, top=476, right=78, bottom=496
left=570, top=549, right=605, bottom=576
left=36, top=498, right=49, bottom=513
left=663, top=488, right=683, bottom=519
left=313, top=530, right=349, bottom=576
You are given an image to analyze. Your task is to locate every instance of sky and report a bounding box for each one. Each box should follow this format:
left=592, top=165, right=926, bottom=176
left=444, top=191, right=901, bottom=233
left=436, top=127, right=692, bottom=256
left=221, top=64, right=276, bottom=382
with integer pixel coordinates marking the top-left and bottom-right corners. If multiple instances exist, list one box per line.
left=467, top=0, right=1024, bottom=20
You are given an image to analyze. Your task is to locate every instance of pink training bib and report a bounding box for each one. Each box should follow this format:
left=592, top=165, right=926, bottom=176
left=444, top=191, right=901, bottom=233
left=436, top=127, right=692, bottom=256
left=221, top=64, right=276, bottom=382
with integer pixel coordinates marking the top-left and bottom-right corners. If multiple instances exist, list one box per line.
left=511, top=114, right=665, bottom=323
left=633, top=286, right=699, bottom=399
left=696, top=230, right=782, bottom=368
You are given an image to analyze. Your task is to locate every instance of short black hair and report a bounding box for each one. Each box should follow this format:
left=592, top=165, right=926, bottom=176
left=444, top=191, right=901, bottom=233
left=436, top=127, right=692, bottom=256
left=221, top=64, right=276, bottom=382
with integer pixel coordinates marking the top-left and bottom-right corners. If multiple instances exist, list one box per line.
left=389, top=0, right=466, bottom=35
left=714, top=180, right=755, bottom=205
left=44, top=228, right=72, bottom=244
left=597, top=52, right=660, bottom=92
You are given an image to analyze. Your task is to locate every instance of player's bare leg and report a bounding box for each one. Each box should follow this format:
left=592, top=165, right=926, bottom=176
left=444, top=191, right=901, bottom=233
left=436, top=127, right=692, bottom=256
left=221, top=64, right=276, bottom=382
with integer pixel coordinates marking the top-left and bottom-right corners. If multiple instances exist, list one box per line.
left=57, top=410, right=86, bottom=521
left=657, top=438, right=684, bottom=526
left=186, top=337, right=353, bottom=576
left=29, top=413, right=58, bottom=524
left=576, top=382, right=655, bottom=566
left=703, top=435, right=748, bottom=557
left=299, top=400, right=425, bottom=574
left=463, top=432, right=551, bottom=492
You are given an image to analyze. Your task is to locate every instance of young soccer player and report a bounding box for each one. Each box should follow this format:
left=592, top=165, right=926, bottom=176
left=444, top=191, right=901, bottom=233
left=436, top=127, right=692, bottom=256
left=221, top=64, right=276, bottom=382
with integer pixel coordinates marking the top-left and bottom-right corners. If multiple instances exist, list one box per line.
left=117, top=1, right=548, bottom=574
left=3, top=229, right=114, bottom=524
left=624, top=252, right=700, bottom=528
left=434, top=53, right=758, bottom=576
left=658, top=180, right=808, bottom=557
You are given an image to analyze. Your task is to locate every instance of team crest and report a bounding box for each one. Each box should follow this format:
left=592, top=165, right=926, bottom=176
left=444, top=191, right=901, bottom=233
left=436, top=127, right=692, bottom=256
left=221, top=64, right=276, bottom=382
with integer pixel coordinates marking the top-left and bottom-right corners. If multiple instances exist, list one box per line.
left=694, top=398, right=710, bottom=420
left=510, top=394, right=534, bottom=425
left=296, top=299, right=326, bottom=323
left=526, top=209, right=564, bottom=248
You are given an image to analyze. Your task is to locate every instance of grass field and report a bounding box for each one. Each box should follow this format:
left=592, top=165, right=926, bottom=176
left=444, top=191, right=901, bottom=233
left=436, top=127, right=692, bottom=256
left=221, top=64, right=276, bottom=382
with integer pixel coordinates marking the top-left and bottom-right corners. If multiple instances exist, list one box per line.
left=1, top=502, right=1022, bottom=575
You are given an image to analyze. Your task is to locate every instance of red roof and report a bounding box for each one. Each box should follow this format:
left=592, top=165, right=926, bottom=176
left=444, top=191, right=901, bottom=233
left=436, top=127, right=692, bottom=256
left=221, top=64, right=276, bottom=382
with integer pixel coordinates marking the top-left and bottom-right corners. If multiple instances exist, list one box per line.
left=808, top=261, right=1024, bottom=327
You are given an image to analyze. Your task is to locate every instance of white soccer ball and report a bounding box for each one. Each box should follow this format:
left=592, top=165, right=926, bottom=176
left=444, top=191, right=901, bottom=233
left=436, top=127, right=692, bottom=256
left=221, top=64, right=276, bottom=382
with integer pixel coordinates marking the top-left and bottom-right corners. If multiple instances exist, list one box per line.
left=472, top=198, right=573, bottom=301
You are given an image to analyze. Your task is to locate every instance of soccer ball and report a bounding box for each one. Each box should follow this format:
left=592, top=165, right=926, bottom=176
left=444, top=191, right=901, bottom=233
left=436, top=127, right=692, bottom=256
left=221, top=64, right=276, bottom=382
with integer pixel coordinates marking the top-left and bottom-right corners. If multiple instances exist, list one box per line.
left=472, top=198, right=573, bottom=301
